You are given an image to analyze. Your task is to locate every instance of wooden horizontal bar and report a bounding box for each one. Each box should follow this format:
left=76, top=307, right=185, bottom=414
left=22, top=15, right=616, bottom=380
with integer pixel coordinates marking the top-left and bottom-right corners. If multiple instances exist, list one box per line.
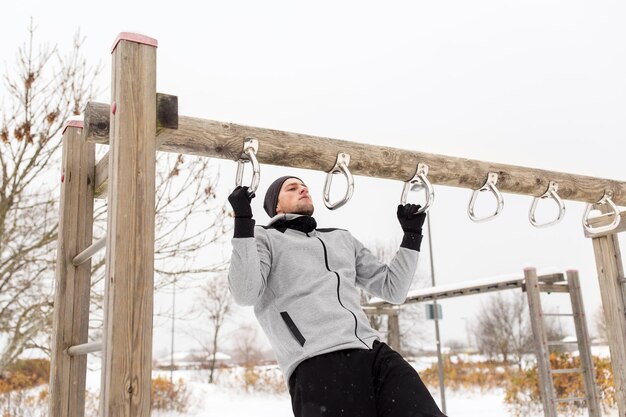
left=72, top=237, right=106, bottom=266
left=584, top=211, right=626, bottom=238
left=543, top=313, right=574, bottom=317
left=84, top=94, right=178, bottom=144
left=362, top=307, right=399, bottom=316
left=555, top=397, right=586, bottom=403
left=67, top=341, right=102, bottom=356
left=84, top=102, right=626, bottom=205
left=548, top=339, right=579, bottom=345
left=367, top=272, right=564, bottom=307
left=539, top=284, right=570, bottom=293
left=552, top=368, right=582, bottom=374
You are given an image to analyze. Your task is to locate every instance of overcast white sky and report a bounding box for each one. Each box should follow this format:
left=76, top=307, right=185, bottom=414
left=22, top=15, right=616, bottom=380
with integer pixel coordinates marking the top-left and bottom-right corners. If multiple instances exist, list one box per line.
left=2, top=1, right=625, bottom=358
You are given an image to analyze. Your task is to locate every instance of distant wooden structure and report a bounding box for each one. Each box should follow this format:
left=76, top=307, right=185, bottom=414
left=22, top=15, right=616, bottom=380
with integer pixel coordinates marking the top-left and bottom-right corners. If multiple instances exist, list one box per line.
left=49, top=32, right=626, bottom=417
left=366, top=269, right=602, bottom=417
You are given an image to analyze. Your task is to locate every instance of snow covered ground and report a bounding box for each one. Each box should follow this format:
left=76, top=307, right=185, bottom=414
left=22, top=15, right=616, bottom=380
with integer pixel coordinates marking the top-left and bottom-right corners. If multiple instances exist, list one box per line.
left=78, top=352, right=618, bottom=417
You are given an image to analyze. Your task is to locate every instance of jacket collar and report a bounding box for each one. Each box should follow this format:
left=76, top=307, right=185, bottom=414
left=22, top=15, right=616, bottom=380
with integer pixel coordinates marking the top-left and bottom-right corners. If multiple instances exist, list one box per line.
left=266, top=214, right=317, bottom=234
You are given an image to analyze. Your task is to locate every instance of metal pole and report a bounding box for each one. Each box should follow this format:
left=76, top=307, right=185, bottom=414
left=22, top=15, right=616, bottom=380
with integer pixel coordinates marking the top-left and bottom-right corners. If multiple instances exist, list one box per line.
left=427, top=213, right=446, bottom=414
left=170, top=280, right=176, bottom=382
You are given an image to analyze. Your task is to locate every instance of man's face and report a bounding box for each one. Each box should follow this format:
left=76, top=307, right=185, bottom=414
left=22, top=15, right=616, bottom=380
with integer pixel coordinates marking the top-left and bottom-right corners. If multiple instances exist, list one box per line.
left=276, top=178, right=314, bottom=216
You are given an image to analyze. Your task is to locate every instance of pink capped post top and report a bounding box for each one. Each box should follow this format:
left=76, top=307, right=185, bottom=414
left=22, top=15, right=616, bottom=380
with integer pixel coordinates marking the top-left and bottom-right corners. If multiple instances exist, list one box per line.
left=111, top=32, right=158, bottom=53
left=62, top=119, right=84, bottom=135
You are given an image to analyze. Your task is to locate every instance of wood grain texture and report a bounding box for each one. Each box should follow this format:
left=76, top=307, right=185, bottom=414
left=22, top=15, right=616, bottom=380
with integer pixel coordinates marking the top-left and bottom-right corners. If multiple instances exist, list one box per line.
left=566, top=271, right=602, bottom=417
left=49, top=125, right=95, bottom=417
left=584, top=210, right=626, bottom=238
left=591, top=225, right=626, bottom=417
left=101, top=38, right=157, bottom=417
left=524, top=268, right=558, bottom=417
left=84, top=106, right=626, bottom=205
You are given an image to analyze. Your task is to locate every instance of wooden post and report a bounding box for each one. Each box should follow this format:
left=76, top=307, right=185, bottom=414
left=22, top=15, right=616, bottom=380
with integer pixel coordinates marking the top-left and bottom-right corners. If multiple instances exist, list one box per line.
left=387, top=310, right=401, bottom=352
left=566, top=270, right=601, bottom=417
left=49, top=121, right=95, bottom=417
left=525, top=267, right=557, bottom=417
left=589, top=211, right=626, bottom=417
left=100, top=33, right=157, bottom=417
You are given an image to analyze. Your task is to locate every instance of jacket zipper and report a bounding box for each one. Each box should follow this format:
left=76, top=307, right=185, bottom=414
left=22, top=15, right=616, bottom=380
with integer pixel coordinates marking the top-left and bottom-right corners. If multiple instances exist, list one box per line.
left=311, top=233, right=370, bottom=350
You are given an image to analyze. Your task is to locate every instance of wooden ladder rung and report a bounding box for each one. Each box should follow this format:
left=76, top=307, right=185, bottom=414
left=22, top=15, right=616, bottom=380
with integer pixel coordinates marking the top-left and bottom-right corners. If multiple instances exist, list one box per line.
left=72, top=236, right=107, bottom=266
left=547, top=340, right=578, bottom=346
left=619, top=276, right=626, bottom=284
left=543, top=313, right=574, bottom=317
left=67, top=341, right=102, bottom=356
left=551, top=368, right=582, bottom=374
left=555, top=396, right=586, bottom=403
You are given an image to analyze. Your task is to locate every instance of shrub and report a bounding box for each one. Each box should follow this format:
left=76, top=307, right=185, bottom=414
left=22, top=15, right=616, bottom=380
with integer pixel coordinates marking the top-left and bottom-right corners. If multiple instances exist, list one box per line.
left=151, top=376, right=190, bottom=413
left=504, top=353, right=615, bottom=417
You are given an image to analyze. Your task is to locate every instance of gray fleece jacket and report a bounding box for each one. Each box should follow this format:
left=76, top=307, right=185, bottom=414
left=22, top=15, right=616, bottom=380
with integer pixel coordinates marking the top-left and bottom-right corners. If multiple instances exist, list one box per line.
left=227, top=214, right=420, bottom=386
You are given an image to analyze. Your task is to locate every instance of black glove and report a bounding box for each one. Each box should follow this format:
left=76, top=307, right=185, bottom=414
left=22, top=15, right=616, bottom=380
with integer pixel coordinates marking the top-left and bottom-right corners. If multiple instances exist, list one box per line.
left=228, top=186, right=256, bottom=238
left=397, top=204, right=426, bottom=251
left=228, top=186, right=255, bottom=218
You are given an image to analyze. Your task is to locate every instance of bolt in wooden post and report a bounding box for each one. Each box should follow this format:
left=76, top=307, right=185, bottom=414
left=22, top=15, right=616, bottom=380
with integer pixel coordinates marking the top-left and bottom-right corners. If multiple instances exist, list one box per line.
left=49, top=121, right=95, bottom=417
left=100, top=33, right=157, bottom=417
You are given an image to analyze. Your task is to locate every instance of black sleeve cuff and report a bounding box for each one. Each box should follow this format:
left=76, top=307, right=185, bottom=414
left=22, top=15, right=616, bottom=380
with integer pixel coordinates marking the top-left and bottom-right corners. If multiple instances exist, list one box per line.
left=234, top=218, right=256, bottom=238
left=401, top=232, right=423, bottom=251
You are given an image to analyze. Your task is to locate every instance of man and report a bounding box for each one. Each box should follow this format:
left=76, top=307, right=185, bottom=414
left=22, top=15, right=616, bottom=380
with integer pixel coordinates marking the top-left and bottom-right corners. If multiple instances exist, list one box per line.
left=228, top=176, right=446, bottom=417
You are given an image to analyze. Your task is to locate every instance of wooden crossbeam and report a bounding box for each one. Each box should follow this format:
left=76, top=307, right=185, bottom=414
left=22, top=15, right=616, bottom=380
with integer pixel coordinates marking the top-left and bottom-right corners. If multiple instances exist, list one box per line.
left=367, top=272, right=564, bottom=307
left=84, top=103, right=626, bottom=205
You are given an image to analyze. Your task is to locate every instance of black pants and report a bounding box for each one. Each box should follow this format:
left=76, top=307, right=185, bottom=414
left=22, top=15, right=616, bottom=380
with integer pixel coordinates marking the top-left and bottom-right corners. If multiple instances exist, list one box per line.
left=288, top=340, right=447, bottom=417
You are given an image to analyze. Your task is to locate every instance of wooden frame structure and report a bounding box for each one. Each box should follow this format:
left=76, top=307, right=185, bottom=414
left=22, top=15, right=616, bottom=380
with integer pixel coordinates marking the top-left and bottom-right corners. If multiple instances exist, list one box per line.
left=365, top=269, right=602, bottom=417
left=49, top=32, right=626, bottom=417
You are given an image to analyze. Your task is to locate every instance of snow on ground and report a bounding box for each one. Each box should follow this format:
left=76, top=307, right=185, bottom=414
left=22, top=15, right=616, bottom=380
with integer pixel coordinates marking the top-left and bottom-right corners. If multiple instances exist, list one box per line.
left=80, top=359, right=617, bottom=417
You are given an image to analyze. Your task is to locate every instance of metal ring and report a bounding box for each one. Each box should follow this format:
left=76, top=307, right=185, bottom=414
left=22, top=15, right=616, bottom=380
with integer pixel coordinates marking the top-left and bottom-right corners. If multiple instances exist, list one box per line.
left=582, top=191, right=621, bottom=234
left=400, top=163, right=434, bottom=213
left=529, top=181, right=566, bottom=228
left=468, top=172, right=504, bottom=223
left=235, top=138, right=260, bottom=196
left=323, top=153, right=354, bottom=210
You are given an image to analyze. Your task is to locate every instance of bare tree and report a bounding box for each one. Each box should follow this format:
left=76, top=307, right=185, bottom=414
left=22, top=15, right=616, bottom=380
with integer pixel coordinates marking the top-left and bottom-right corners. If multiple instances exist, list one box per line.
left=0, top=23, right=231, bottom=372
left=0, top=22, right=99, bottom=371
left=472, top=293, right=530, bottom=365
left=593, top=305, right=607, bottom=342
left=231, top=324, right=263, bottom=367
left=194, top=275, right=233, bottom=383
left=471, top=292, right=565, bottom=368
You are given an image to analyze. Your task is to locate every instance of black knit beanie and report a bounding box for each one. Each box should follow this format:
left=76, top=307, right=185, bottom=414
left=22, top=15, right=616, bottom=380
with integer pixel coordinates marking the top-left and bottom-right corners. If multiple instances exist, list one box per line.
left=263, top=176, right=303, bottom=217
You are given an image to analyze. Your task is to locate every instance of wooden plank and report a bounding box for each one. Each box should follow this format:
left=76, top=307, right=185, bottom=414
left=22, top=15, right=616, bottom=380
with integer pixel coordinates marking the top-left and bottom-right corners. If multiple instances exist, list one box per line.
left=84, top=105, right=626, bottom=206
left=49, top=123, right=95, bottom=417
left=584, top=210, right=626, bottom=238
left=387, top=311, right=401, bottom=352
left=101, top=34, right=157, bottom=417
left=524, top=267, right=558, bottom=417
left=566, top=270, right=602, bottom=417
left=84, top=94, right=177, bottom=144
left=537, top=284, right=569, bottom=293
left=367, top=272, right=564, bottom=307
left=590, top=213, right=626, bottom=417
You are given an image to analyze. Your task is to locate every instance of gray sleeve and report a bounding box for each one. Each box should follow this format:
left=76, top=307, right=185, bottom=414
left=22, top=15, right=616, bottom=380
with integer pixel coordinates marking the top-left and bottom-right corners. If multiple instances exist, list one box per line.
left=227, top=227, right=272, bottom=306
left=352, top=235, right=419, bottom=305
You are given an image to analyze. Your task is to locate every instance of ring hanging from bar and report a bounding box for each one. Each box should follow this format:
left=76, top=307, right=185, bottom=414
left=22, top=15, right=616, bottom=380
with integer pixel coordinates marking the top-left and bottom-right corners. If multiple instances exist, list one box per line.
left=582, top=190, right=621, bottom=234
left=529, top=181, right=566, bottom=228
left=235, top=138, right=260, bottom=196
left=324, top=152, right=354, bottom=210
left=468, top=172, right=504, bottom=223
left=400, top=163, right=434, bottom=213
